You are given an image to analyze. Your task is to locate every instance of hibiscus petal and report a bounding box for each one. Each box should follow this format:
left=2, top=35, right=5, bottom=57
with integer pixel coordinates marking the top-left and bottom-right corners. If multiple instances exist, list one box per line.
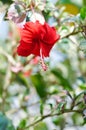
left=17, top=21, right=42, bottom=57
left=17, top=40, right=33, bottom=56
left=20, top=29, right=33, bottom=43
left=41, top=22, right=60, bottom=45
left=32, top=41, right=40, bottom=56
left=40, top=23, right=60, bottom=57
left=41, top=42, right=53, bottom=57
left=24, top=21, right=41, bottom=38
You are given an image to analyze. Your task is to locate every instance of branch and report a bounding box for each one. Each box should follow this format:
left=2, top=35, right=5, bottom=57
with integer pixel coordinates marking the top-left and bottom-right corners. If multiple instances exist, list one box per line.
left=21, top=109, right=83, bottom=130
left=61, top=30, right=82, bottom=39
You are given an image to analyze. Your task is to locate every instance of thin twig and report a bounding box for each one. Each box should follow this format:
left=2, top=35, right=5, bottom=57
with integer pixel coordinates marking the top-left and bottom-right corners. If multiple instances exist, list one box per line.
left=22, top=109, right=82, bottom=130
left=61, top=30, right=82, bottom=39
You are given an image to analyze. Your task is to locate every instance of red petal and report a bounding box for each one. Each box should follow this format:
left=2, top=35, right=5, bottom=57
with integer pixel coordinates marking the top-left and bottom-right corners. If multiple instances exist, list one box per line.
left=21, top=21, right=41, bottom=43
left=17, top=21, right=42, bottom=57
left=40, top=42, right=53, bottom=57
left=32, top=41, right=40, bottom=56
left=40, top=23, right=60, bottom=57
left=17, top=40, right=33, bottom=56
left=41, top=23, right=60, bottom=45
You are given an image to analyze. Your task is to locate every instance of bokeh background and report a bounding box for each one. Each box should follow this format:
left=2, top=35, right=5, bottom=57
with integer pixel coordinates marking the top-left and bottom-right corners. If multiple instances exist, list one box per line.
left=0, top=0, right=86, bottom=130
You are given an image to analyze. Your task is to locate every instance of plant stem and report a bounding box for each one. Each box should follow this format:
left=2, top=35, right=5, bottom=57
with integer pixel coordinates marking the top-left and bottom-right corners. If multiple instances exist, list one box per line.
left=23, top=109, right=82, bottom=130
left=61, top=30, right=82, bottom=39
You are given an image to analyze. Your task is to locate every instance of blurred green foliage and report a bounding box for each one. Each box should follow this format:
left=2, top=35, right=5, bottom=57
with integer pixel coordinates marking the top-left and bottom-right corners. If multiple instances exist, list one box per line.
left=34, top=122, right=48, bottom=130
left=0, top=0, right=86, bottom=130
left=0, top=113, right=15, bottom=130
left=1, top=0, right=13, bottom=4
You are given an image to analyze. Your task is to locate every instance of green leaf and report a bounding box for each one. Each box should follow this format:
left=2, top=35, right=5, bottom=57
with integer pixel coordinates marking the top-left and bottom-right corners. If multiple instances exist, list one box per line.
left=1, top=0, right=13, bottom=4
left=18, top=119, right=26, bottom=129
left=51, top=70, right=73, bottom=90
left=48, top=103, right=53, bottom=110
left=80, top=84, right=86, bottom=89
left=0, top=112, right=15, bottom=130
left=56, top=102, right=66, bottom=113
left=31, top=74, right=47, bottom=98
left=40, top=101, right=44, bottom=116
left=80, top=7, right=86, bottom=20
left=72, top=113, right=83, bottom=125
left=52, top=116, right=65, bottom=126
left=34, top=122, right=48, bottom=130
left=59, top=0, right=71, bottom=4
left=61, top=26, right=69, bottom=30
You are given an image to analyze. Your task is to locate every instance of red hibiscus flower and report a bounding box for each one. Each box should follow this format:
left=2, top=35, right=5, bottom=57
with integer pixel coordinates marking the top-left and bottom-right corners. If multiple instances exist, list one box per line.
left=17, top=21, right=60, bottom=70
